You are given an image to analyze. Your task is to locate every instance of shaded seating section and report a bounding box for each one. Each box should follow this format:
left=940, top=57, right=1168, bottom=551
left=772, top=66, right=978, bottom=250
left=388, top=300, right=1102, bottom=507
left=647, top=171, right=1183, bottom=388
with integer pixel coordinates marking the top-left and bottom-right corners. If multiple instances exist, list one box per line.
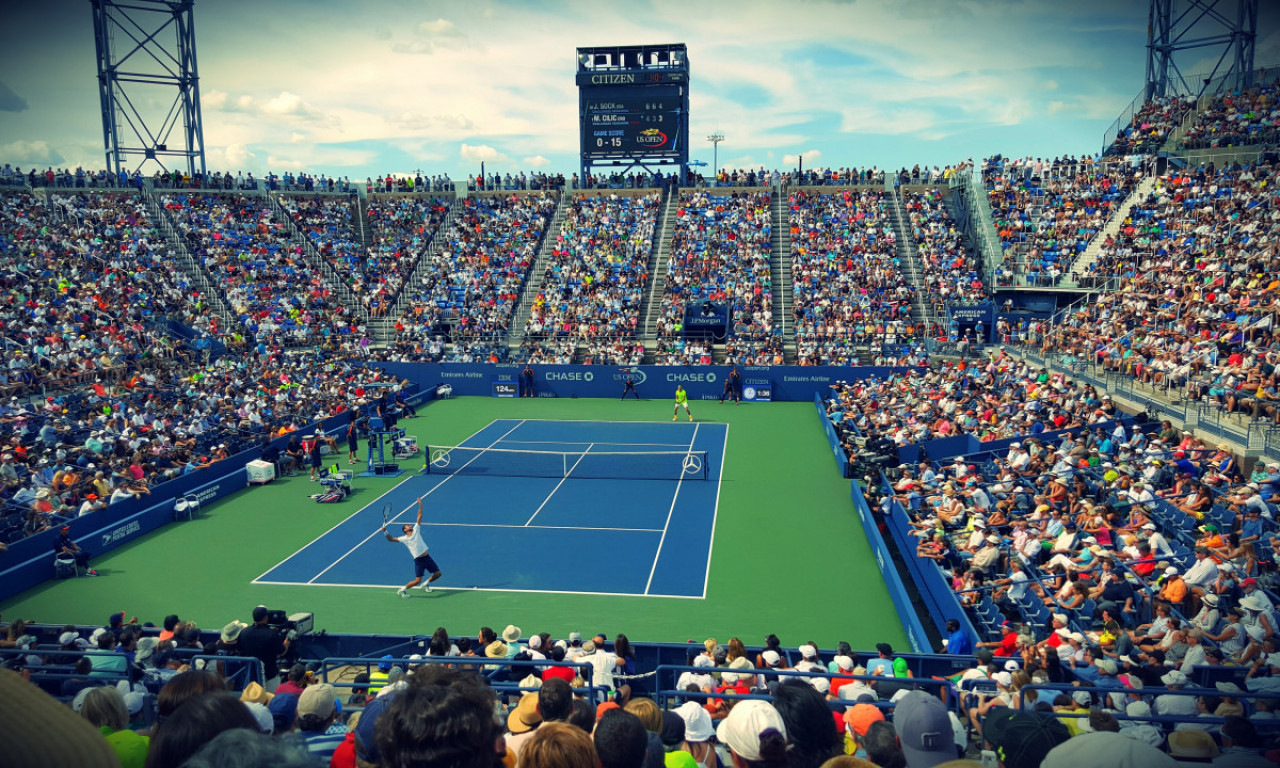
left=1180, top=79, right=1280, bottom=150
left=903, top=187, right=988, bottom=313
left=984, top=157, right=1142, bottom=285
left=655, top=191, right=773, bottom=342
left=393, top=193, right=556, bottom=362
left=1031, top=160, right=1280, bottom=424
left=1104, top=95, right=1191, bottom=156
left=161, top=193, right=356, bottom=346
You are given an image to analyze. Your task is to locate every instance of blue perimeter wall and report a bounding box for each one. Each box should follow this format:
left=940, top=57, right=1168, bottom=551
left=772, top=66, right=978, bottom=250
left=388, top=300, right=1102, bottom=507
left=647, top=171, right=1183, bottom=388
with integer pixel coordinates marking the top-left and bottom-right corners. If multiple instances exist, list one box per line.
left=369, top=362, right=922, bottom=403
left=0, top=385, right=435, bottom=602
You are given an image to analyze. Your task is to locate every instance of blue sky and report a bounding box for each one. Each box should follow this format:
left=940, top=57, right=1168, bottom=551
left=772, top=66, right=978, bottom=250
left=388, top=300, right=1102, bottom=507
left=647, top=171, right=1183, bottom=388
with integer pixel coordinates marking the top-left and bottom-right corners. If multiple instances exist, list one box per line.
left=0, top=0, right=1277, bottom=180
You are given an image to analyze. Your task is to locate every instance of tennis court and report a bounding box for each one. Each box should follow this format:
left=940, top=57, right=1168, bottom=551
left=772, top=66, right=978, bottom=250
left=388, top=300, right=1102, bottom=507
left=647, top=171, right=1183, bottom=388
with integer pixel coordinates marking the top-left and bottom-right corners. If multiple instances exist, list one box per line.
left=253, top=419, right=728, bottom=598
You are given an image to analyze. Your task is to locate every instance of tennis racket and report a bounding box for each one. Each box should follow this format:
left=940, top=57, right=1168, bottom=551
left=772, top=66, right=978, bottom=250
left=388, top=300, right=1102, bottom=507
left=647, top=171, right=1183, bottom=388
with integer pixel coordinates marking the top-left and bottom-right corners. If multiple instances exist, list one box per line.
left=382, top=502, right=393, bottom=528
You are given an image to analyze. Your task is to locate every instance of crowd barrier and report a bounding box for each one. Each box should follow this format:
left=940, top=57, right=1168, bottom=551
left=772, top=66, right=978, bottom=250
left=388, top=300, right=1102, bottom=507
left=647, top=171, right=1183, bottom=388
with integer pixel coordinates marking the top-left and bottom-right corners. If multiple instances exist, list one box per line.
left=878, top=472, right=980, bottom=652
left=369, top=362, right=924, bottom=403
left=0, top=383, right=433, bottom=602
left=896, top=416, right=1151, bottom=465
left=813, top=394, right=850, bottom=477
left=851, top=482, right=931, bottom=653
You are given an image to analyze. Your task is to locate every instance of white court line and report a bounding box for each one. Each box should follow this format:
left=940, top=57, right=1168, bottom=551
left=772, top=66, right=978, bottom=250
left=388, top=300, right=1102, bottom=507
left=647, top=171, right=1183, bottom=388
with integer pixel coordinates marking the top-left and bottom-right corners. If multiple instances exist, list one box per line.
left=251, top=580, right=705, bottom=600
left=422, top=521, right=663, bottom=532
left=498, top=440, right=693, bottom=448
left=644, top=422, right=699, bottom=595
left=524, top=443, right=593, bottom=526
left=251, top=475, right=440, bottom=583
left=698, top=423, right=731, bottom=600
left=253, top=419, right=514, bottom=583
left=302, top=419, right=526, bottom=585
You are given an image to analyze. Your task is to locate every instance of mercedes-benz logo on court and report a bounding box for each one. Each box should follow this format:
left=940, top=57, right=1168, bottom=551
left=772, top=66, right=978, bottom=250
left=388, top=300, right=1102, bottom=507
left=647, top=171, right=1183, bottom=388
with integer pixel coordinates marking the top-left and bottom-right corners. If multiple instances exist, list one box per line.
left=431, top=449, right=453, bottom=467
left=681, top=453, right=703, bottom=476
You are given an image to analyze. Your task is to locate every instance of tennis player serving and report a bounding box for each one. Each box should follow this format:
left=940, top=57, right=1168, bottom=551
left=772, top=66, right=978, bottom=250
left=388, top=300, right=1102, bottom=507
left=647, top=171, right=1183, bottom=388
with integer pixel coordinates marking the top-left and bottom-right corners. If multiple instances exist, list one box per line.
left=673, top=384, right=693, bottom=422
left=383, top=497, right=442, bottom=598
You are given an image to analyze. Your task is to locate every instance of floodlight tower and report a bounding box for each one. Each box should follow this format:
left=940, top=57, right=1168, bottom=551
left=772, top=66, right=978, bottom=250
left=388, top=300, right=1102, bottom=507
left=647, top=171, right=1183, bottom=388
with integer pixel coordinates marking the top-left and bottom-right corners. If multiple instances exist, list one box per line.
left=1145, top=0, right=1258, bottom=100
left=92, top=0, right=207, bottom=177
left=707, top=131, right=724, bottom=182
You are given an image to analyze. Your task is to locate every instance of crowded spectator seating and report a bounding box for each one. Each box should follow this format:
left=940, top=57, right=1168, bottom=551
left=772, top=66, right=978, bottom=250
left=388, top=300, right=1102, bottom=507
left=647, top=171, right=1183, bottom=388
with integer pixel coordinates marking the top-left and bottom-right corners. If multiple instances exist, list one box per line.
left=1031, top=160, right=1280, bottom=427
left=0, top=190, right=221, bottom=393
left=986, top=156, right=1143, bottom=286
left=525, top=192, right=659, bottom=340
left=1104, top=96, right=1192, bottom=156
left=654, top=191, right=773, bottom=345
left=391, top=192, right=556, bottom=360
left=904, top=187, right=989, bottom=312
left=1180, top=79, right=1280, bottom=150
left=280, top=194, right=450, bottom=316
left=789, top=188, right=915, bottom=366
left=161, top=193, right=357, bottom=347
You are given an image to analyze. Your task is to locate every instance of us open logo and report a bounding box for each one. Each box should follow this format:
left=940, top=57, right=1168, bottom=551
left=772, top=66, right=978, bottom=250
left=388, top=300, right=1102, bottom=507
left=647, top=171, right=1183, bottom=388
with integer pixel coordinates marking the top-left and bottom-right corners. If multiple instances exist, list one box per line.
left=613, top=369, right=647, bottom=385
left=637, top=129, right=668, bottom=148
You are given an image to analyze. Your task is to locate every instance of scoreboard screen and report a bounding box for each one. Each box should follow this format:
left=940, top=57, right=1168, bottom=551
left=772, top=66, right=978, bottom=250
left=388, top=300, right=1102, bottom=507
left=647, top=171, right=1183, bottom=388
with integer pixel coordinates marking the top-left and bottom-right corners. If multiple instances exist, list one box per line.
left=582, top=86, right=683, bottom=158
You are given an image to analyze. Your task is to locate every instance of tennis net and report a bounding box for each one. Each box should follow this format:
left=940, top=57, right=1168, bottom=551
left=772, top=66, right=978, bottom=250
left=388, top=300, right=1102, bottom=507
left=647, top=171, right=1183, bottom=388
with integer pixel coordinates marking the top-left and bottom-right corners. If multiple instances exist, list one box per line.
left=423, top=446, right=709, bottom=481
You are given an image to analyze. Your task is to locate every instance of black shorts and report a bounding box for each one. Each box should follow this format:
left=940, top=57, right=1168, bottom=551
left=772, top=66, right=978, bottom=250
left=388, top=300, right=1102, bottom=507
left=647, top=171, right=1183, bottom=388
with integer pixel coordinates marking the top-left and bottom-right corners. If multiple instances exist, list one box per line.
left=413, top=554, right=439, bottom=578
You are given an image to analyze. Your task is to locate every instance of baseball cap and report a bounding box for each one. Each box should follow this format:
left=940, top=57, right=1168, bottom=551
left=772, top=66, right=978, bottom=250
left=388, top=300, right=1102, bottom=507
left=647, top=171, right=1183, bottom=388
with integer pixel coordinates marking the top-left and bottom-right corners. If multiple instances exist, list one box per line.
left=892, top=691, right=955, bottom=768
left=843, top=703, right=884, bottom=737
left=1041, top=730, right=1178, bottom=768
left=716, top=699, right=787, bottom=762
left=297, top=683, right=336, bottom=720
left=983, top=709, right=1071, bottom=768
left=268, top=692, right=299, bottom=731
left=675, top=700, right=715, bottom=742
left=355, top=690, right=399, bottom=762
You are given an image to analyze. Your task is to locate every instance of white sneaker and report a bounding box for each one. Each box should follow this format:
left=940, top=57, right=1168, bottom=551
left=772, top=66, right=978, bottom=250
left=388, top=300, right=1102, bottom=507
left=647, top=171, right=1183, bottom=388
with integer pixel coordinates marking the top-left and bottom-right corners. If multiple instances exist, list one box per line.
left=422, top=584, right=432, bottom=593
left=397, top=588, right=408, bottom=598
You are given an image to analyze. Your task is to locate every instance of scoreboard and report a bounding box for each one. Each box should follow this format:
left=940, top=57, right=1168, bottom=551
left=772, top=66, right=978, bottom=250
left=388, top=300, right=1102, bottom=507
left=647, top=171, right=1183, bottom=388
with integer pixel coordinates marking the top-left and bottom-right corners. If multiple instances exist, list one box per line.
left=582, top=86, right=684, bottom=158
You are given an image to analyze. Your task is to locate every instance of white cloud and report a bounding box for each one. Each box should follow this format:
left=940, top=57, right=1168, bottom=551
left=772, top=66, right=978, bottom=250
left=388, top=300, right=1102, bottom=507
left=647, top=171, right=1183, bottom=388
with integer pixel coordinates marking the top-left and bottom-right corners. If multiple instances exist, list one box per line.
left=0, top=140, right=62, bottom=166
left=522, top=155, right=551, bottom=168
left=206, top=89, right=322, bottom=120
left=460, top=143, right=508, bottom=164
left=266, top=154, right=308, bottom=172
left=206, top=143, right=258, bottom=170
left=390, top=17, right=471, bottom=54
left=289, top=132, right=307, bottom=144
left=783, top=150, right=823, bottom=165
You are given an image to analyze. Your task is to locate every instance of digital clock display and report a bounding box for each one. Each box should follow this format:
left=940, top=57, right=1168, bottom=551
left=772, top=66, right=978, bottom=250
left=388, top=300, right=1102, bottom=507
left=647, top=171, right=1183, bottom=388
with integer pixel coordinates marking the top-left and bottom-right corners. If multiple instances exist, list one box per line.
left=582, top=85, right=683, bottom=158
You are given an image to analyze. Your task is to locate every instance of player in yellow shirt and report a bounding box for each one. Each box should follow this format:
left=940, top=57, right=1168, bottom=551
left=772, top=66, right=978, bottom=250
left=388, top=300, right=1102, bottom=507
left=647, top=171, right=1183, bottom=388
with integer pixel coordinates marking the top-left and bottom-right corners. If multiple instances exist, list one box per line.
left=673, top=385, right=692, bottom=421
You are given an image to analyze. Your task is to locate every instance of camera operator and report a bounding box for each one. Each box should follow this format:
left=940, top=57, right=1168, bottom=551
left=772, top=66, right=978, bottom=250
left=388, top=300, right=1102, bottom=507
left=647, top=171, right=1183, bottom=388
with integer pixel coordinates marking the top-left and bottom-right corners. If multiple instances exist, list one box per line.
left=238, top=606, right=290, bottom=691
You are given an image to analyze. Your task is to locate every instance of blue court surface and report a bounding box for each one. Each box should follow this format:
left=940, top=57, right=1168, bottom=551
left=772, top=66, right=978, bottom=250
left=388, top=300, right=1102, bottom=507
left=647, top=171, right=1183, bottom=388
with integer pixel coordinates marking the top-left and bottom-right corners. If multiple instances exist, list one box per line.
left=254, top=419, right=728, bottom=598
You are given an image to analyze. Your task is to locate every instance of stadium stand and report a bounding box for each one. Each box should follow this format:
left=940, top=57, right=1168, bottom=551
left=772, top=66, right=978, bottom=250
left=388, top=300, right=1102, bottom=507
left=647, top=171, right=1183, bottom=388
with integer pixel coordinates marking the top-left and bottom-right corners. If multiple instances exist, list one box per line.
left=789, top=187, right=915, bottom=366
left=390, top=192, right=556, bottom=362
left=655, top=191, right=773, bottom=342
left=523, top=191, right=659, bottom=341
left=985, top=156, right=1144, bottom=287
left=904, top=187, right=990, bottom=313
left=7, top=86, right=1280, bottom=760
left=160, top=192, right=358, bottom=347
left=1179, top=79, right=1280, bottom=150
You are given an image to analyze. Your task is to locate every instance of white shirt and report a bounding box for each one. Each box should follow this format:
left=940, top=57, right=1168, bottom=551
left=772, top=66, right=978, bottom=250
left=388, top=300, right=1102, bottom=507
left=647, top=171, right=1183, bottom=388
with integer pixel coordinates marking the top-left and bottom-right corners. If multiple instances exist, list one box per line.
left=1183, top=557, right=1219, bottom=590
left=586, top=648, right=618, bottom=689
left=396, top=524, right=428, bottom=559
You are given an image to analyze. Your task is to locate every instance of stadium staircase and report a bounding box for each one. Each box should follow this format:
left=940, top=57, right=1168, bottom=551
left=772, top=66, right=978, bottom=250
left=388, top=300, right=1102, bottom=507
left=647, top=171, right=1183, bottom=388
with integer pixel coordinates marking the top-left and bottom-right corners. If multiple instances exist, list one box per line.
left=138, top=186, right=238, bottom=329
left=354, top=195, right=373, bottom=250
left=886, top=188, right=934, bottom=328
left=639, top=187, right=680, bottom=355
left=268, top=195, right=369, bottom=321
left=769, top=189, right=793, bottom=356
left=1071, top=174, right=1157, bottom=278
left=1159, top=93, right=1214, bottom=154
left=366, top=197, right=465, bottom=348
left=506, top=192, right=570, bottom=352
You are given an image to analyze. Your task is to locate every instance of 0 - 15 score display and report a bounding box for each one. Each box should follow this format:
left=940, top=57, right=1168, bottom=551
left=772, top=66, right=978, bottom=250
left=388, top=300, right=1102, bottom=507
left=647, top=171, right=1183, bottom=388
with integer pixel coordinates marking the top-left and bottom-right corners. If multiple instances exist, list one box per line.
left=583, top=85, right=683, bottom=157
